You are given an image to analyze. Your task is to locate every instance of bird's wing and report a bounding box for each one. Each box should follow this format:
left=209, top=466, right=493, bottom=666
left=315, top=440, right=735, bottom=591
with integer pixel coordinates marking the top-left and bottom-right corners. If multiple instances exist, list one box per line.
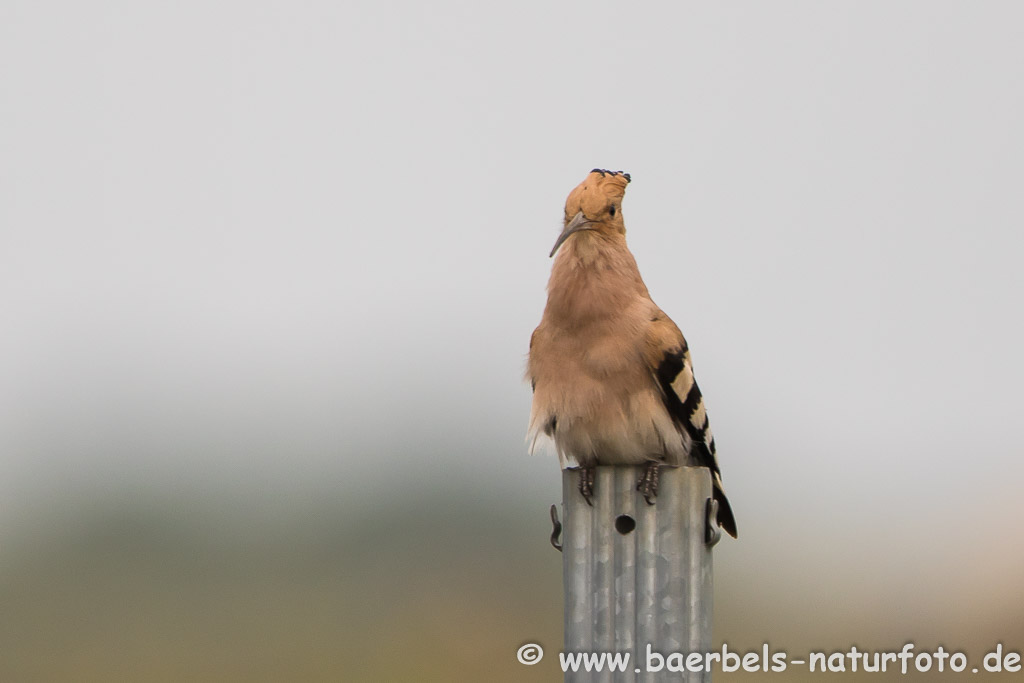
left=645, top=313, right=717, bottom=468
left=528, top=327, right=538, bottom=391
left=646, top=311, right=737, bottom=537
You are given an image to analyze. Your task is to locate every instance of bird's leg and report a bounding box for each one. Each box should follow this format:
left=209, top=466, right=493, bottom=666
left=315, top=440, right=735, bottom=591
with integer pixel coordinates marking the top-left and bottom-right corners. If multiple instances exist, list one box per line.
left=637, top=462, right=661, bottom=505
left=578, top=466, right=595, bottom=506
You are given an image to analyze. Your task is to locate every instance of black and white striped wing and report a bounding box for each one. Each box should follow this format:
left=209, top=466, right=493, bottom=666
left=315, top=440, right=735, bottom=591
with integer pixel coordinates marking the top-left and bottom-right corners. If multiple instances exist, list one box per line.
left=654, top=338, right=737, bottom=538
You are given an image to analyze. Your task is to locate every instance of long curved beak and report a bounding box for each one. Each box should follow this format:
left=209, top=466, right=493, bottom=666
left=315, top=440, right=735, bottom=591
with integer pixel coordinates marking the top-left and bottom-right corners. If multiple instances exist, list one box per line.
left=550, top=212, right=594, bottom=257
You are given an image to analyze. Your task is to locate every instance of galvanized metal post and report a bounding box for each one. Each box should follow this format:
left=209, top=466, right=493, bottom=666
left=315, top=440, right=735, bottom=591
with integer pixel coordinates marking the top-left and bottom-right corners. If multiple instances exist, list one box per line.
left=560, top=465, right=715, bottom=682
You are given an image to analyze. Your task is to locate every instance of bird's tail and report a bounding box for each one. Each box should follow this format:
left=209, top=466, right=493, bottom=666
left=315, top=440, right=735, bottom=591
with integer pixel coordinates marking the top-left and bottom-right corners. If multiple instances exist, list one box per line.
left=713, top=479, right=738, bottom=539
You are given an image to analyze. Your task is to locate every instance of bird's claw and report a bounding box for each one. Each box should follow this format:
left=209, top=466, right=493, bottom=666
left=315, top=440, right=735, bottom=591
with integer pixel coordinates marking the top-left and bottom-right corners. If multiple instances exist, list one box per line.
left=578, top=466, right=595, bottom=506
left=637, top=462, right=661, bottom=505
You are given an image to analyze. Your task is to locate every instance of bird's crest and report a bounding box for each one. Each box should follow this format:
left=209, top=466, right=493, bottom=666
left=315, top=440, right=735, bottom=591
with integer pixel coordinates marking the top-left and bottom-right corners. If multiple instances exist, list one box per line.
left=565, top=169, right=631, bottom=219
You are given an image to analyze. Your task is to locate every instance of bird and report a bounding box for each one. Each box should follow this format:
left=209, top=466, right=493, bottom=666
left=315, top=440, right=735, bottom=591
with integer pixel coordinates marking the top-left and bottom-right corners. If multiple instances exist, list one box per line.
left=527, top=169, right=737, bottom=538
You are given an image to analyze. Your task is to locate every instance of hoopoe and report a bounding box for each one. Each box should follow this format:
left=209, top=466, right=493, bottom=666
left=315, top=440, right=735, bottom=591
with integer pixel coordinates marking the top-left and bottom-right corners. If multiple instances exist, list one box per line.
left=527, top=169, right=737, bottom=538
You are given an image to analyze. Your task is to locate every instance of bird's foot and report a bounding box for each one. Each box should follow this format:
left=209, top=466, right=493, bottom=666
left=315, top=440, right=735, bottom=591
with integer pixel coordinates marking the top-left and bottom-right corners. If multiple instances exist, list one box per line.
left=578, top=466, right=595, bottom=506
left=637, top=462, right=661, bottom=505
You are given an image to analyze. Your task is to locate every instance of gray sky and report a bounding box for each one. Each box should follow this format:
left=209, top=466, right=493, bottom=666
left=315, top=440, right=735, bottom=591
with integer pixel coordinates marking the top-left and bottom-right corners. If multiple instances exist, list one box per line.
left=2, top=0, right=1023, bottom=574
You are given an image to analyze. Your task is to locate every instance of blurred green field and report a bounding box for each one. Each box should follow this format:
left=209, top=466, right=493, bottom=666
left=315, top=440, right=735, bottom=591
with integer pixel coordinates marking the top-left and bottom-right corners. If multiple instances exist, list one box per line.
left=0, top=486, right=563, bottom=682
left=2, top=481, right=1020, bottom=682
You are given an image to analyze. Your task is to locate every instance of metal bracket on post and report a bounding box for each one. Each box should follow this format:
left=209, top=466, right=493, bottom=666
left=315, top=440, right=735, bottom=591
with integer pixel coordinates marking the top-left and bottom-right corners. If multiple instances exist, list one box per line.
left=560, top=465, right=715, bottom=683
left=550, top=504, right=563, bottom=552
left=705, top=498, right=721, bottom=547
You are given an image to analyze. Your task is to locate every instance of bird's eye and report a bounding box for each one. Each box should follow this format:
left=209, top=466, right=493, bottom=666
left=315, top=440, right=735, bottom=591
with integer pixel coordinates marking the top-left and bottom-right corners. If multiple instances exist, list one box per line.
left=609, top=205, right=616, bottom=216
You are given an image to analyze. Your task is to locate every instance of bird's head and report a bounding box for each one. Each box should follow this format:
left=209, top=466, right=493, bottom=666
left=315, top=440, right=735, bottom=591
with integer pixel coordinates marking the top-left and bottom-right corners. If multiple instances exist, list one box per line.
left=550, top=169, right=631, bottom=257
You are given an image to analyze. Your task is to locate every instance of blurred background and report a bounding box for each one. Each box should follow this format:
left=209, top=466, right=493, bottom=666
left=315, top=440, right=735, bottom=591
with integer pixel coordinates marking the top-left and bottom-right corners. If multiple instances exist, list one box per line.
left=2, top=1, right=1022, bottom=680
